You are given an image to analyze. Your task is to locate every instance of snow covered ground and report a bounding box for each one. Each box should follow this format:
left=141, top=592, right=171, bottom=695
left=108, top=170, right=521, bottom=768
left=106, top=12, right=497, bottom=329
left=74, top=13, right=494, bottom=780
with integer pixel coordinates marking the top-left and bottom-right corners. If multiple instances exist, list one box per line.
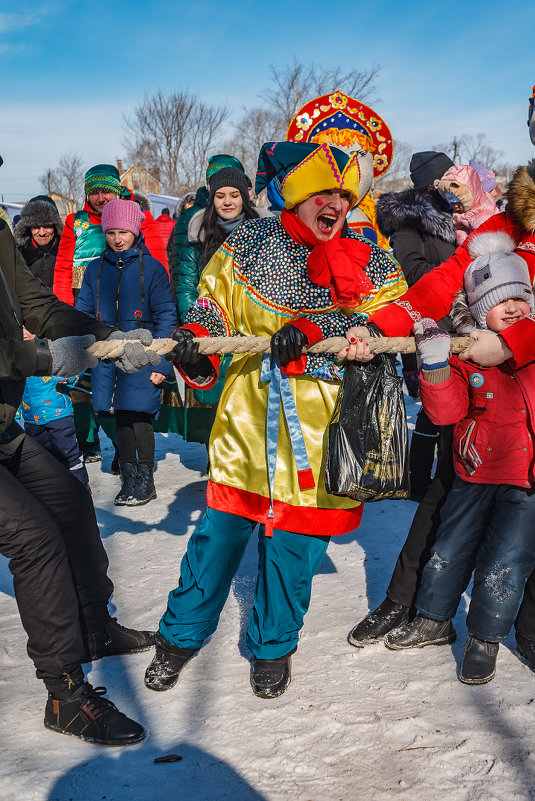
left=2, top=395, right=535, bottom=801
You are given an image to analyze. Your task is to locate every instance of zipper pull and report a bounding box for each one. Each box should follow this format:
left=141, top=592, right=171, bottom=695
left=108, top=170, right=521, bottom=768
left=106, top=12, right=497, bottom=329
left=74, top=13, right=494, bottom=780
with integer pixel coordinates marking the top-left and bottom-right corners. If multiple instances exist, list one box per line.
left=117, top=257, right=124, bottom=269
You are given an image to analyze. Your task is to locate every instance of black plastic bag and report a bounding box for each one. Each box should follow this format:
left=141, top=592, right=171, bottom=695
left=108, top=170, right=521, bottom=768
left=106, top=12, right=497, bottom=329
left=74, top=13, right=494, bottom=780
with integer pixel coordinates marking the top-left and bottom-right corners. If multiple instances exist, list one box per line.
left=325, top=355, right=409, bottom=502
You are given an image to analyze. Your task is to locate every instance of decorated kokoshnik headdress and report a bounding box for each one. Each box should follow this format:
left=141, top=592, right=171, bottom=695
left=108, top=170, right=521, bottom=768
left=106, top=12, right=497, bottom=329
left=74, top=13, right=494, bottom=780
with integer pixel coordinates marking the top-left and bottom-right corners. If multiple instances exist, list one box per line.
left=255, top=141, right=361, bottom=210
left=84, top=164, right=130, bottom=199
left=286, top=90, right=393, bottom=178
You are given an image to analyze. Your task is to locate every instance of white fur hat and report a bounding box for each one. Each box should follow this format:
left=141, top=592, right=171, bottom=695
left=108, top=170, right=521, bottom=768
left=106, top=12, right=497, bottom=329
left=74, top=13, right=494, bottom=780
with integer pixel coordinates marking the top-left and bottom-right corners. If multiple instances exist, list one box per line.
left=464, top=232, right=534, bottom=327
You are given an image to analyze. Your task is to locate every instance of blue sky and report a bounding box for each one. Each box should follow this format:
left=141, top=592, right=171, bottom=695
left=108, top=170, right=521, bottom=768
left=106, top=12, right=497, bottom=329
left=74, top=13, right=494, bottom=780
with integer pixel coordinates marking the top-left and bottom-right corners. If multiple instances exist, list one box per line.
left=1, top=0, right=533, bottom=200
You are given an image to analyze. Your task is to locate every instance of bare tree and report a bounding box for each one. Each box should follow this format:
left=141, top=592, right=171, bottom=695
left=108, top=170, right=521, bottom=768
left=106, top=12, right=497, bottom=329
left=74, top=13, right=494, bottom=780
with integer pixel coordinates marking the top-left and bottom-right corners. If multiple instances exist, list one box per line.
left=223, top=107, right=283, bottom=180
left=123, top=90, right=229, bottom=194
left=432, top=132, right=504, bottom=171
left=375, top=140, right=413, bottom=192
left=39, top=152, right=85, bottom=212
left=260, top=59, right=382, bottom=132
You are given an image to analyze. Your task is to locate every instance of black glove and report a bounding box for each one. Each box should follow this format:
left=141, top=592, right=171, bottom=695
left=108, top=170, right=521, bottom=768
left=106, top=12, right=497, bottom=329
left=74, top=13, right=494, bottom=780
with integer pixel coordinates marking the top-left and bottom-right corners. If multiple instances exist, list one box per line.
left=168, top=328, right=200, bottom=364
left=270, top=324, right=308, bottom=366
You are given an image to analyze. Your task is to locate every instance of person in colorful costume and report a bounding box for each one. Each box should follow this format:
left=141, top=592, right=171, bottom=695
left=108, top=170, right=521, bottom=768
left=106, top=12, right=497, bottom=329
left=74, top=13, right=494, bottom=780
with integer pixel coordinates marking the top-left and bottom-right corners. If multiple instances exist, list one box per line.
left=287, top=90, right=393, bottom=248
left=345, top=87, right=535, bottom=667
left=143, top=140, right=406, bottom=699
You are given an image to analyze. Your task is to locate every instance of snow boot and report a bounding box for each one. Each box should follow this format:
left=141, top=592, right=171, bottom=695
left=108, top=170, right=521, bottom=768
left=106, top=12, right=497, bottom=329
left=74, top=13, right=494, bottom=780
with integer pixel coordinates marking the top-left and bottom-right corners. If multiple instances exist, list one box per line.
left=83, top=617, right=156, bottom=661
left=348, top=597, right=413, bottom=647
left=516, top=634, right=535, bottom=669
left=460, top=636, right=499, bottom=684
left=144, top=633, right=198, bottom=691
left=250, top=650, right=295, bottom=699
left=44, top=683, right=144, bottom=745
left=385, top=614, right=456, bottom=650
left=127, top=463, right=156, bottom=506
left=114, top=462, right=137, bottom=506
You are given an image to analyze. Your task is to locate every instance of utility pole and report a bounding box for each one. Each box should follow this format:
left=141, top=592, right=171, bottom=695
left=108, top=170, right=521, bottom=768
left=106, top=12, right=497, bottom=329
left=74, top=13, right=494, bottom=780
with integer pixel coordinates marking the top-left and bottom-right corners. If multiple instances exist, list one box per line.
left=47, top=170, right=51, bottom=195
left=452, top=137, right=459, bottom=164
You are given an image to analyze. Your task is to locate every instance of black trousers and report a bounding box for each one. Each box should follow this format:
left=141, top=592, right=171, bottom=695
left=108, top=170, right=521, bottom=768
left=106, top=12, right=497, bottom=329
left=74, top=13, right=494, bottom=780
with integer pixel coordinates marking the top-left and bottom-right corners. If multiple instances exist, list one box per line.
left=0, top=435, right=113, bottom=689
left=114, top=410, right=155, bottom=467
left=386, top=425, right=535, bottom=640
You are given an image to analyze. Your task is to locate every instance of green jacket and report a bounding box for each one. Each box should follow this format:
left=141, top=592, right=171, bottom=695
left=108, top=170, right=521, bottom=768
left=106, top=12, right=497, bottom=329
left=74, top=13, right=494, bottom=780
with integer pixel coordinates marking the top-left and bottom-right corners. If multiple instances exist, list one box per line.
left=171, top=186, right=209, bottom=315
left=0, top=220, right=112, bottom=435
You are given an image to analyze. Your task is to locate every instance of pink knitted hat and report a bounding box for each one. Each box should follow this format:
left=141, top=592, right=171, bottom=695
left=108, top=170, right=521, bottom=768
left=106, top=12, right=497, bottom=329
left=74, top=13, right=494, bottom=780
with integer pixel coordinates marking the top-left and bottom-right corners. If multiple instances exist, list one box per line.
left=101, top=198, right=145, bottom=236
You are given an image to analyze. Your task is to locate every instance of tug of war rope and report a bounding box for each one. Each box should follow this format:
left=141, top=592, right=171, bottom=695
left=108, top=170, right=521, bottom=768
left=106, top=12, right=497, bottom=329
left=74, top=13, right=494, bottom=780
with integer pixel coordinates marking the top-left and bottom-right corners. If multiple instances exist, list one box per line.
left=88, top=335, right=474, bottom=360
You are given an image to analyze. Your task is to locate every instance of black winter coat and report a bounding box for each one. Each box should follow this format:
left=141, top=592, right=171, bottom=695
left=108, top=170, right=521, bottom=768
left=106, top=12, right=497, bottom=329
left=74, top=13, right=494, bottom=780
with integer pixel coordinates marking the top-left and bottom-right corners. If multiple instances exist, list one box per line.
left=376, top=188, right=456, bottom=287
left=17, top=238, right=59, bottom=290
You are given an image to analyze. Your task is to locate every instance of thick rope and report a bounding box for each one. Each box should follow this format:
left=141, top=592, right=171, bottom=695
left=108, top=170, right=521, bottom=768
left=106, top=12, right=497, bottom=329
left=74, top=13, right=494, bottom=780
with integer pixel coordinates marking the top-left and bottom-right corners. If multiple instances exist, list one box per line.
left=88, top=334, right=474, bottom=360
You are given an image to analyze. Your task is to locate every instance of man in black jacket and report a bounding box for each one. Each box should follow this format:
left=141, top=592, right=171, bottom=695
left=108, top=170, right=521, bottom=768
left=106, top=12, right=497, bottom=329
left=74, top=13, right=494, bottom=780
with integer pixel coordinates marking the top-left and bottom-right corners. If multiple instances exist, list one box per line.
left=0, top=172, right=156, bottom=745
left=13, top=195, right=62, bottom=289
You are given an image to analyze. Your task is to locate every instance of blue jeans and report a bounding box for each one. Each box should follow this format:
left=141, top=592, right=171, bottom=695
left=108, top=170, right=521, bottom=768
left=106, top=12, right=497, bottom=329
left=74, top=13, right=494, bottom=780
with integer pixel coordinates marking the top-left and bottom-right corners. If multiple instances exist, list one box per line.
left=416, top=478, right=535, bottom=642
left=159, top=507, right=330, bottom=659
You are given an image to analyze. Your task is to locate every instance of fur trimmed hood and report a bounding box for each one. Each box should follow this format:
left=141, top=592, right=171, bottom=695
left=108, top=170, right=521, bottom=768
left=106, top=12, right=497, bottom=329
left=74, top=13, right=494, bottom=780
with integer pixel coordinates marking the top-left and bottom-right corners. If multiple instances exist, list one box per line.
left=376, top=187, right=456, bottom=244
left=506, top=159, right=535, bottom=234
left=14, top=198, right=63, bottom=247
left=132, top=191, right=152, bottom=213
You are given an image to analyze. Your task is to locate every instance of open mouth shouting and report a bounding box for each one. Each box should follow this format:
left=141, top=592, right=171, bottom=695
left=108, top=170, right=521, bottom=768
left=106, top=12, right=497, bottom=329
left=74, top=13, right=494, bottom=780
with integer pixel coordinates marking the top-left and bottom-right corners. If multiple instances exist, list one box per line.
left=295, top=189, right=352, bottom=241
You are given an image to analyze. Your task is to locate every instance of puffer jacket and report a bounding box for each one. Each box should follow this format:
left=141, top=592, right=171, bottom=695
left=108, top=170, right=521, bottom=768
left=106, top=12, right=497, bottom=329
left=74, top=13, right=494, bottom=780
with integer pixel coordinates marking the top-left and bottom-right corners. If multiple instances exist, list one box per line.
left=436, top=164, right=498, bottom=245
left=420, top=355, right=535, bottom=488
left=75, top=239, right=177, bottom=415
left=21, top=375, right=78, bottom=424
left=0, top=220, right=112, bottom=436
left=171, top=186, right=209, bottom=305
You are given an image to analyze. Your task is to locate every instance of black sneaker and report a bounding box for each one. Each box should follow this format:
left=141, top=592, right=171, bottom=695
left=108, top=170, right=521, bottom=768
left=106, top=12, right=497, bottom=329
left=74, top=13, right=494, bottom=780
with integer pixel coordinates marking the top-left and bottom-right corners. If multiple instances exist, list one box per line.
left=83, top=618, right=156, bottom=662
left=250, top=651, right=295, bottom=699
left=114, top=463, right=137, bottom=506
left=384, top=615, right=456, bottom=650
left=127, top=463, right=156, bottom=506
left=144, top=633, right=197, bottom=691
left=516, top=634, right=535, bottom=669
left=44, top=684, right=144, bottom=746
left=460, top=636, right=499, bottom=684
left=348, top=598, right=412, bottom=647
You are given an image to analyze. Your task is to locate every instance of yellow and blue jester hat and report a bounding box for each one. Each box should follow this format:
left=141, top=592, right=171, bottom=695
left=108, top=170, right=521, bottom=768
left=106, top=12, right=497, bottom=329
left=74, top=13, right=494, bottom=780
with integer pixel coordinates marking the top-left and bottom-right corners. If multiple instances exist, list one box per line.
left=255, top=141, right=360, bottom=210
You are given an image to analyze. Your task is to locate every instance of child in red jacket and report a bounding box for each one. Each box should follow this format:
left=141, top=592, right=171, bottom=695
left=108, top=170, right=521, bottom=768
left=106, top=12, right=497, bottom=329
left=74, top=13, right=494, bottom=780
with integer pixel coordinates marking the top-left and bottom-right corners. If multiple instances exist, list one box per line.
left=384, top=231, right=535, bottom=684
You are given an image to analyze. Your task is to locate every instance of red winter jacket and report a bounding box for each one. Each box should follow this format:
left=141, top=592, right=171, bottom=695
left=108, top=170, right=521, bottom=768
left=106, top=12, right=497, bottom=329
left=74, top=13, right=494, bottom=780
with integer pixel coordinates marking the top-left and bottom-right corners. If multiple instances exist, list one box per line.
left=155, top=213, right=175, bottom=246
left=53, top=199, right=169, bottom=305
left=420, top=355, right=535, bottom=488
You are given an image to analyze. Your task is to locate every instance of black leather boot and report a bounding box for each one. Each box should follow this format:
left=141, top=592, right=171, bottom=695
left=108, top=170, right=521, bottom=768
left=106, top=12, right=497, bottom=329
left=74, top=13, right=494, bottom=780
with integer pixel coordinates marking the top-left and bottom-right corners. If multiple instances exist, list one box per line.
left=83, top=617, right=156, bottom=661
left=145, top=633, right=198, bottom=691
left=250, top=650, right=295, bottom=699
left=460, top=635, right=499, bottom=684
left=44, top=683, right=144, bottom=745
left=127, top=463, right=156, bottom=506
left=385, top=614, right=456, bottom=650
left=114, top=463, right=137, bottom=506
left=348, top=597, right=412, bottom=647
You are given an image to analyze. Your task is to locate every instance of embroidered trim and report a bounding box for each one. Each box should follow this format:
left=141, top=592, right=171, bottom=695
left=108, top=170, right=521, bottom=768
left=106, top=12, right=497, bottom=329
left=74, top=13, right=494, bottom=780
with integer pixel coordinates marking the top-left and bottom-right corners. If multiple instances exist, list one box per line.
left=395, top=299, right=421, bottom=323
left=517, top=241, right=535, bottom=253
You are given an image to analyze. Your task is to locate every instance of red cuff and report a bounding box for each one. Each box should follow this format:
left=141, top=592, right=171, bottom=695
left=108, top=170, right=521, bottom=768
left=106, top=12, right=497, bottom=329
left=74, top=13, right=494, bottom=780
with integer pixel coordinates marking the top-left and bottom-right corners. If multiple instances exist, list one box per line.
left=281, top=317, right=323, bottom=376
left=371, top=301, right=416, bottom=337
left=515, top=247, right=535, bottom=282
left=174, top=323, right=220, bottom=389
left=499, top=317, right=535, bottom=369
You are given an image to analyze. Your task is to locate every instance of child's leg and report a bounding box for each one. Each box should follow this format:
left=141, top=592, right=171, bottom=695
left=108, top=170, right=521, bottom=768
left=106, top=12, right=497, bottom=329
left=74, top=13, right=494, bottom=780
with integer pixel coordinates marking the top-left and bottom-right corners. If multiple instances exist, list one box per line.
left=114, top=411, right=137, bottom=464
left=467, top=485, right=535, bottom=642
left=131, top=413, right=155, bottom=468
left=416, top=478, right=497, bottom=621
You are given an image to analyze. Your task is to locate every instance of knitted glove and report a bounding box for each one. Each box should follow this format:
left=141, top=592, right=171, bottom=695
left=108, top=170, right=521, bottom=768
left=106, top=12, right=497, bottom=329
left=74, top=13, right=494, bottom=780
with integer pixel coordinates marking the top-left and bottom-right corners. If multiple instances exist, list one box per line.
left=270, top=324, right=308, bottom=366
left=413, top=319, right=450, bottom=370
left=167, top=328, right=200, bottom=365
left=106, top=329, right=161, bottom=373
left=47, top=334, right=98, bottom=378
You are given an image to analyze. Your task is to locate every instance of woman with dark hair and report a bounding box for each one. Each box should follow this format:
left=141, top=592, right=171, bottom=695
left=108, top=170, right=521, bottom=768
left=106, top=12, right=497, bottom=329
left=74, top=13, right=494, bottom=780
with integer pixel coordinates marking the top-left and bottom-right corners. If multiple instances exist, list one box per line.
left=174, top=167, right=260, bottom=446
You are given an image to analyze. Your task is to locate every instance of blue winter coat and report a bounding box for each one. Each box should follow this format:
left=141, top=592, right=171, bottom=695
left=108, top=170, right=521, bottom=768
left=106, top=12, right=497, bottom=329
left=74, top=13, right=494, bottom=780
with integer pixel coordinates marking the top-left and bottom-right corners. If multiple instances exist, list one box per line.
left=76, top=240, right=177, bottom=415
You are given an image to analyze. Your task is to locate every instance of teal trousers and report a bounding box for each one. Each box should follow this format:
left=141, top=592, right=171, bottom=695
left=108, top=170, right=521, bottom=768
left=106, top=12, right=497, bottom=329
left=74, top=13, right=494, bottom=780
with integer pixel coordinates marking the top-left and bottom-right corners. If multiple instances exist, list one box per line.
left=159, top=507, right=330, bottom=659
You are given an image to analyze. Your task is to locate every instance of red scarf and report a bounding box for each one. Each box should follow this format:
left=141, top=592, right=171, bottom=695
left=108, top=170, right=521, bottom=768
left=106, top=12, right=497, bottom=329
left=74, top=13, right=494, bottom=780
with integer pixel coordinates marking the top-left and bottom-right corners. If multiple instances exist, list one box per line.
left=281, top=209, right=373, bottom=308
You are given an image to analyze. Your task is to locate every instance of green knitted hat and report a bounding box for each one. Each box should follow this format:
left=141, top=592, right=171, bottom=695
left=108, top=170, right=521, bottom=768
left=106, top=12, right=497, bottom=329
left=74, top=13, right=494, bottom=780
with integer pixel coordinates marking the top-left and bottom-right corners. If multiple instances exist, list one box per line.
left=84, top=164, right=123, bottom=197
left=205, top=154, right=245, bottom=185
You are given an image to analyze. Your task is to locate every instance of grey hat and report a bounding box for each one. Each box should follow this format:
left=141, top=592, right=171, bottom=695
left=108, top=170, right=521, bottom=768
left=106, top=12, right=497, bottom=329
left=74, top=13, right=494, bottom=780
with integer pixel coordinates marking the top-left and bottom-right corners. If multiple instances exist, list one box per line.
left=410, top=151, right=455, bottom=190
left=464, top=232, right=534, bottom=327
